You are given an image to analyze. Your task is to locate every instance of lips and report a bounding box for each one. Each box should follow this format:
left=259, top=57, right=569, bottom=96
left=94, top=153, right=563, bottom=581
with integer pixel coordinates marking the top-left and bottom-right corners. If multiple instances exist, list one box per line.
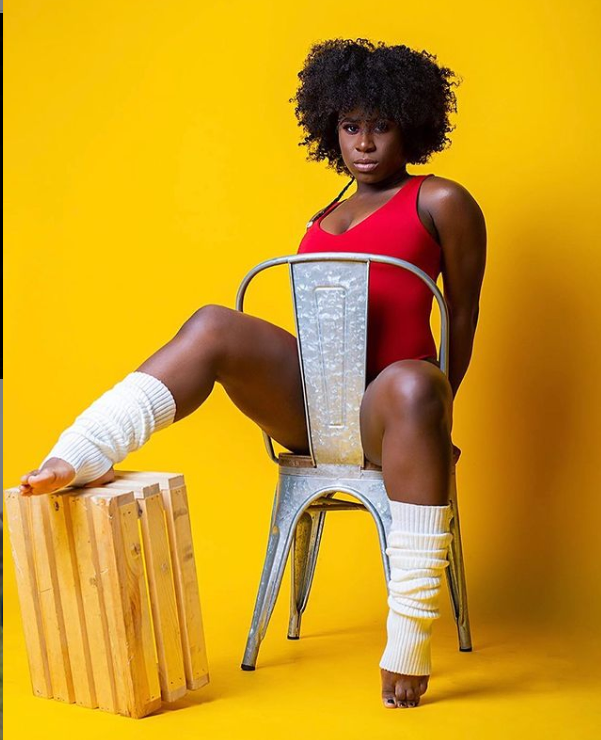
left=354, top=160, right=379, bottom=172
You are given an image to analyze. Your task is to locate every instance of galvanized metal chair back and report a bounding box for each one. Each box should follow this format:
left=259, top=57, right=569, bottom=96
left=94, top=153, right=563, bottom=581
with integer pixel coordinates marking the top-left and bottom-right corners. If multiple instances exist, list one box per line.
left=290, top=258, right=368, bottom=465
left=236, top=252, right=450, bottom=469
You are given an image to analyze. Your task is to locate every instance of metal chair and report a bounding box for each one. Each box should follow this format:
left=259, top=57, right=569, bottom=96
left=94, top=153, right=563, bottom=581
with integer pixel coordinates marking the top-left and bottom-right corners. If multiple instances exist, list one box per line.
left=236, top=253, right=473, bottom=671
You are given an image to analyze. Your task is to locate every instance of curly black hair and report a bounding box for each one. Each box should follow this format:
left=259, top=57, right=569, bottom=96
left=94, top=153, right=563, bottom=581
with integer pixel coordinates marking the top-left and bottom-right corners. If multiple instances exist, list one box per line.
left=290, top=38, right=462, bottom=176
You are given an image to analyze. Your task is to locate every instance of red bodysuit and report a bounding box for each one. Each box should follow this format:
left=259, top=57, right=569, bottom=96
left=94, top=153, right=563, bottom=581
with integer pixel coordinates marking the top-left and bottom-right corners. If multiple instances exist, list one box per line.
left=296, top=174, right=441, bottom=384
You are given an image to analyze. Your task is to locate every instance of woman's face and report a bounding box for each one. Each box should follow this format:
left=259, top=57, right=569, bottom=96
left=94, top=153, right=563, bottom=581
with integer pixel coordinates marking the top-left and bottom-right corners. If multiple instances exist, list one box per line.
left=337, top=106, right=407, bottom=183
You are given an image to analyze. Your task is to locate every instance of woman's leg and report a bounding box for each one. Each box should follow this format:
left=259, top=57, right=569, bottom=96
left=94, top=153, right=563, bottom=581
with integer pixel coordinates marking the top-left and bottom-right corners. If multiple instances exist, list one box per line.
left=359, top=358, right=455, bottom=709
left=20, top=304, right=310, bottom=494
left=361, top=358, right=454, bottom=505
left=136, top=304, right=309, bottom=450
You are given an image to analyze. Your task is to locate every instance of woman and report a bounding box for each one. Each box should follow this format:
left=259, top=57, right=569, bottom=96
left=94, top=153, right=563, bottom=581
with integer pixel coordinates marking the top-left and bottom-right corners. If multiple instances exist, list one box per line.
left=19, top=39, right=487, bottom=709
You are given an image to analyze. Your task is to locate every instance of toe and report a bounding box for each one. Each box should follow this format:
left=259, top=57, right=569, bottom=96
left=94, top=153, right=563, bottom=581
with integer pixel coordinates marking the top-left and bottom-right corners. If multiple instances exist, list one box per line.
left=20, top=470, right=40, bottom=484
left=381, top=671, right=398, bottom=709
left=395, top=686, right=408, bottom=708
left=30, top=469, right=56, bottom=484
left=382, top=693, right=397, bottom=709
left=25, top=467, right=62, bottom=494
left=405, top=687, right=419, bottom=708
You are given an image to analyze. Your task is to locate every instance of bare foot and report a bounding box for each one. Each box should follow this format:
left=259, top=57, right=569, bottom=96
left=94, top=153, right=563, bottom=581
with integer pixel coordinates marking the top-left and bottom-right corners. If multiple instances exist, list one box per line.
left=381, top=668, right=429, bottom=708
left=19, top=457, right=116, bottom=496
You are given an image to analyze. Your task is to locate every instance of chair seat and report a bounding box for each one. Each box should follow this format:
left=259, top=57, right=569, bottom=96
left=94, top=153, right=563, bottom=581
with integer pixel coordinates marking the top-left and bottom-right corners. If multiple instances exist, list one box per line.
left=278, top=447, right=461, bottom=469
left=278, top=452, right=381, bottom=470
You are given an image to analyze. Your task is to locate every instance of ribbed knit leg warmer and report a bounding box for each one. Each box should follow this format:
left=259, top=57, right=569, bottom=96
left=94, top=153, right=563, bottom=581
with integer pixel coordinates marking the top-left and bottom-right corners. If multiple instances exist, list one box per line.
left=40, top=371, right=177, bottom=486
left=379, top=499, right=453, bottom=676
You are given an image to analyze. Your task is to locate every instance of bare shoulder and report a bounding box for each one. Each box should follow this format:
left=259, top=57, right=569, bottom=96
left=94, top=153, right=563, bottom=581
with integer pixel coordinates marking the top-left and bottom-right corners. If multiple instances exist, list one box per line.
left=419, top=174, right=486, bottom=232
left=419, top=175, right=487, bottom=317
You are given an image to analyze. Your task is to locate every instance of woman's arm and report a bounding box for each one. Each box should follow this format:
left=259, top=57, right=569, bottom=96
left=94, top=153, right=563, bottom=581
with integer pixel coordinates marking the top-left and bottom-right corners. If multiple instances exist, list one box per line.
left=424, top=177, right=488, bottom=399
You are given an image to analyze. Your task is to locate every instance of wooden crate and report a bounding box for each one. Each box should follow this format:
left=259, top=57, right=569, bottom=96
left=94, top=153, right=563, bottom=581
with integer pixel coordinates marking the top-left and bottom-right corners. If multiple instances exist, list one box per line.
left=4, top=471, right=210, bottom=718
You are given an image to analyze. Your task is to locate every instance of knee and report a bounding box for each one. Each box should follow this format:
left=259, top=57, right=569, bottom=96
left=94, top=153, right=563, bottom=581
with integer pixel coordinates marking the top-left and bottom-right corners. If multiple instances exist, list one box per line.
left=379, top=361, right=452, bottom=423
left=175, top=303, right=236, bottom=362
left=179, top=304, right=232, bottom=338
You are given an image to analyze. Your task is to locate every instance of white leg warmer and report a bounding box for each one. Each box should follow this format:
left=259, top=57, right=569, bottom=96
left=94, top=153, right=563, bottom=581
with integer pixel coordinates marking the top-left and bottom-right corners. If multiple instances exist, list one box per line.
left=379, top=499, right=453, bottom=676
left=40, top=371, right=177, bottom=486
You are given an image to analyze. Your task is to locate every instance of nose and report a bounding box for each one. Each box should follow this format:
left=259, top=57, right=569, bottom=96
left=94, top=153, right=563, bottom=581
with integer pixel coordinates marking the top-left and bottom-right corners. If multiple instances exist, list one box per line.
left=356, top=129, right=376, bottom=153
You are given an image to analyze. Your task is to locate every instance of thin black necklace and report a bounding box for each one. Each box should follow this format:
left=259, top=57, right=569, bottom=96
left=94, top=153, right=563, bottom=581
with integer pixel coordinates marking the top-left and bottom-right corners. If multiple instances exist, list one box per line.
left=306, top=176, right=356, bottom=229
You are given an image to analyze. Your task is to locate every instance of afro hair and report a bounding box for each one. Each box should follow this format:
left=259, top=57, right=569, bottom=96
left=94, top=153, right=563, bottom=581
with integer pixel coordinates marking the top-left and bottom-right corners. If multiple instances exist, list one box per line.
left=290, top=38, right=463, bottom=175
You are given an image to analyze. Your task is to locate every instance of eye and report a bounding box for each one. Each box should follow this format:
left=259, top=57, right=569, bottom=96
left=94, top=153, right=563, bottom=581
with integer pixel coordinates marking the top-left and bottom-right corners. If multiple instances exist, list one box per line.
left=340, top=121, right=391, bottom=134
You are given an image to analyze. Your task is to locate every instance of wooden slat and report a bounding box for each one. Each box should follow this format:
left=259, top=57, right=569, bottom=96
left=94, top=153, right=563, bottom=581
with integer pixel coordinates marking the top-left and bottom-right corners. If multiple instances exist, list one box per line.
left=87, top=490, right=161, bottom=718
left=29, top=494, right=75, bottom=703
left=3, top=489, right=53, bottom=699
left=68, top=491, right=119, bottom=712
left=46, top=491, right=97, bottom=708
left=102, top=479, right=187, bottom=702
left=116, top=471, right=210, bottom=691
left=86, top=491, right=136, bottom=715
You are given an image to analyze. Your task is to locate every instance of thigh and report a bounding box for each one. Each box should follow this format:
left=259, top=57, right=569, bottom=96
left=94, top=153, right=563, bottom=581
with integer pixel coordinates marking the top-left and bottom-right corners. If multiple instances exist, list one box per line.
left=209, top=306, right=310, bottom=454
left=359, top=357, right=453, bottom=466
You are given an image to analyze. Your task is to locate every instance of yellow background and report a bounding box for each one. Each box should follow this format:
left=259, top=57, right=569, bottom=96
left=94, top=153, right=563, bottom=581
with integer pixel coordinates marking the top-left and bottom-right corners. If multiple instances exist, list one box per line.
left=4, top=1, right=601, bottom=737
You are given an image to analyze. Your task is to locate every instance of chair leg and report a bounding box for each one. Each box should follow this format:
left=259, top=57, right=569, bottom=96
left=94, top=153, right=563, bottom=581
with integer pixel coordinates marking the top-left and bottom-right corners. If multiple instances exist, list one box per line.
left=287, top=509, right=327, bottom=639
left=445, top=465, right=473, bottom=652
left=241, top=482, right=297, bottom=671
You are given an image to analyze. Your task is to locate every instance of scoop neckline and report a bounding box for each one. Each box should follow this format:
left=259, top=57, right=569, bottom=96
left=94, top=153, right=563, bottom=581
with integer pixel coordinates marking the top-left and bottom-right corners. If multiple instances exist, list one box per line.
left=317, top=175, right=420, bottom=237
